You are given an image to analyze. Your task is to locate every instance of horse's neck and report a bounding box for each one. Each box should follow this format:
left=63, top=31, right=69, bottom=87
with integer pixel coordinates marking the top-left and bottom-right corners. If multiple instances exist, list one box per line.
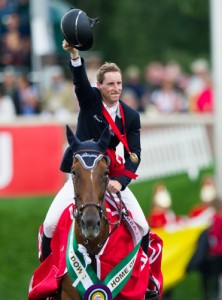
left=74, top=219, right=109, bottom=256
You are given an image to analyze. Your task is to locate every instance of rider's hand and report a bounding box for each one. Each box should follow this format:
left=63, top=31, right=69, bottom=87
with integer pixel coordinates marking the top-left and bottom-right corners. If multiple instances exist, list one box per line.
left=62, top=39, right=79, bottom=60
left=108, top=180, right=122, bottom=194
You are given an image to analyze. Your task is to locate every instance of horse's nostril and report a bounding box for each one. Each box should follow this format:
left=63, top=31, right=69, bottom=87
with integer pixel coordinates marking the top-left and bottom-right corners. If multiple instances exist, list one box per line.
left=81, top=219, right=86, bottom=230
left=81, top=212, right=101, bottom=239
left=82, top=217, right=100, bottom=229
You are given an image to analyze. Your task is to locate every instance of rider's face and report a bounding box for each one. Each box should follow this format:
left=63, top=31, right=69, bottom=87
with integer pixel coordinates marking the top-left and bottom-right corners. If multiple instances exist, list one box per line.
left=97, top=71, right=122, bottom=107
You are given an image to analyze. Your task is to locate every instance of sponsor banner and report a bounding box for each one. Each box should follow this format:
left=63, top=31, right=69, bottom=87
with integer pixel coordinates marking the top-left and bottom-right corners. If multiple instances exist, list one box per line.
left=0, top=125, right=66, bottom=197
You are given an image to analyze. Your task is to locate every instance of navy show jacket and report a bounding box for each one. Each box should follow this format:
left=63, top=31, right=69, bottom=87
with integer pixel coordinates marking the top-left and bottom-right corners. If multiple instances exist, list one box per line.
left=60, top=59, right=141, bottom=189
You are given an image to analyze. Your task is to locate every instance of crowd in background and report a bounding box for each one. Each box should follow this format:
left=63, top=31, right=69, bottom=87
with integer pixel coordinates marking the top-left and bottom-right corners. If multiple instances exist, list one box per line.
left=0, top=0, right=214, bottom=121
left=123, top=58, right=213, bottom=115
left=0, top=0, right=31, bottom=70
left=0, top=54, right=214, bottom=122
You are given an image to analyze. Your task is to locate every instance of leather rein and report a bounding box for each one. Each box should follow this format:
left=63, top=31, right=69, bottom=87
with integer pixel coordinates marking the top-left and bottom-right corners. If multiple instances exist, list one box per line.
left=72, top=150, right=129, bottom=253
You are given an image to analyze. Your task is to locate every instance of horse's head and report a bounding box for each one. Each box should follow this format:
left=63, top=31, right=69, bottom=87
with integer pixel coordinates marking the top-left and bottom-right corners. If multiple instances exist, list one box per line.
left=66, top=125, right=110, bottom=241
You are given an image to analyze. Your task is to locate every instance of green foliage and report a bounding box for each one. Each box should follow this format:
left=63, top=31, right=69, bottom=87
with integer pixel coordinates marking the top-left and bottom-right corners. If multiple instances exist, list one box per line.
left=63, top=0, right=210, bottom=72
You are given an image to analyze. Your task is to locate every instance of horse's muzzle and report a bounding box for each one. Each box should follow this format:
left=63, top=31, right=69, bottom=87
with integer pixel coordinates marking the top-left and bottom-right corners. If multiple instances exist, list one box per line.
left=81, top=209, right=101, bottom=239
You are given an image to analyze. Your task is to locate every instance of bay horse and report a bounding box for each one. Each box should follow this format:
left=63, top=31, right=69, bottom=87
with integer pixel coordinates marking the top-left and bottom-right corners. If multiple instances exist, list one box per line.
left=59, top=125, right=150, bottom=300
left=60, top=125, right=112, bottom=299
left=28, top=126, right=162, bottom=300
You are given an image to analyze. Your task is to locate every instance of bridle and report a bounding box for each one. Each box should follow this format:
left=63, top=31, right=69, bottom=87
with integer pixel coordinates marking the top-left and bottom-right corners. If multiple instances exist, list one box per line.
left=74, top=191, right=128, bottom=254
left=73, top=202, right=106, bottom=220
left=72, top=148, right=109, bottom=220
left=72, top=149, right=129, bottom=253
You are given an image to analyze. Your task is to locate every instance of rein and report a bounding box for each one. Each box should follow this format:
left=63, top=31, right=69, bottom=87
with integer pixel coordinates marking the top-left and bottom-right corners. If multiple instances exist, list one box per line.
left=72, top=148, right=130, bottom=254
left=73, top=190, right=129, bottom=254
left=73, top=202, right=105, bottom=220
left=96, top=190, right=129, bottom=248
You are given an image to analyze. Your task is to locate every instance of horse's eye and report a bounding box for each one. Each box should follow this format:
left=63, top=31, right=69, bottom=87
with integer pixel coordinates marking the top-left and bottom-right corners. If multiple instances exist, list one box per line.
left=71, top=170, right=76, bottom=177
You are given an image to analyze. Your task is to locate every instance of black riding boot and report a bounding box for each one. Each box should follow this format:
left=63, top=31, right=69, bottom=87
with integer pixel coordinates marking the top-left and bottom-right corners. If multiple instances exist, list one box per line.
left=141, top=231, right=149, bottom=254
left=41, top=233, right=52, bottom=261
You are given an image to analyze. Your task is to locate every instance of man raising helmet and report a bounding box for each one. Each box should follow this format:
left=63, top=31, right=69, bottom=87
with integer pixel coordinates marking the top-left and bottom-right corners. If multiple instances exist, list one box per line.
left=41, top=40, right=149, bottom=262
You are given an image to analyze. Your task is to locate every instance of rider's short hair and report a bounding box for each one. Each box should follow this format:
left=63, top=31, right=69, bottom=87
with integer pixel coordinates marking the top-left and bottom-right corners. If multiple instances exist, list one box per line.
left=96, top=62, right=121, bottom=83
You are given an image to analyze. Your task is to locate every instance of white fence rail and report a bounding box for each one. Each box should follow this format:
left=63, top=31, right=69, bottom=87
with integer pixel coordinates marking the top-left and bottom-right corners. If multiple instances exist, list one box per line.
left=0, top=114, right=214, bottom=183
left=138, top=125, right=213, bottom=181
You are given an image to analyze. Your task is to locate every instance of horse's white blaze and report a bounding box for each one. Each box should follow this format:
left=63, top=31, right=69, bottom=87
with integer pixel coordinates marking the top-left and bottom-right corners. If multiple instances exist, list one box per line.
left=90, top=169, right=94, bottom=182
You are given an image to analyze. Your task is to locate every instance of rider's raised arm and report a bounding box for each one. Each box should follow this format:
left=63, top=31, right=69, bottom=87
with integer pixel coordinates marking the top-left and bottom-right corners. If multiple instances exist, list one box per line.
left=62, top=39, right=96, bottom=109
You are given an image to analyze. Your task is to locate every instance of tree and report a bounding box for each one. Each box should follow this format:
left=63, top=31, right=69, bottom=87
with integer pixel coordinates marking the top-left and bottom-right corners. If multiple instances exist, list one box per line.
left=64, top=0, right=210, bottom=72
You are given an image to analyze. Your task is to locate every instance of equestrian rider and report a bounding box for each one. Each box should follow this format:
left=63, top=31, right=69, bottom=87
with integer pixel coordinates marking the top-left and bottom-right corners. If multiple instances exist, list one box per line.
left=41, top=40, right=149, bottom=260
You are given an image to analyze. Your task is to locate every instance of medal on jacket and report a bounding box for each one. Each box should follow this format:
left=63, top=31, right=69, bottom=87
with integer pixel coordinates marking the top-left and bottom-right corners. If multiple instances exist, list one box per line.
left=102, top=104, right=139, bottom=164
left=129, top=152, right=139, bottom=163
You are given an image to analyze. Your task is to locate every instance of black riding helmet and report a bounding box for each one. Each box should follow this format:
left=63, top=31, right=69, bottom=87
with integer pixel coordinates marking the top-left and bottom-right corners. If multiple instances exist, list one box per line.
left=60, top=8, right=99, bottom=51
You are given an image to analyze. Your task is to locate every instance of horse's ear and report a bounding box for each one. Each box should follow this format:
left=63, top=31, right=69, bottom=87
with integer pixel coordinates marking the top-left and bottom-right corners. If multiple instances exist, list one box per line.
left=66, top=125, right=81, bottom=152
left=98, top=126, right=110, bottom=152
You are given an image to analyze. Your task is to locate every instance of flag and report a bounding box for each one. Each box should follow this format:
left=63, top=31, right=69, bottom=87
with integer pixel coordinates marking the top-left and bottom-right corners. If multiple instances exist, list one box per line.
left=152, top=224, right=207, bottom=291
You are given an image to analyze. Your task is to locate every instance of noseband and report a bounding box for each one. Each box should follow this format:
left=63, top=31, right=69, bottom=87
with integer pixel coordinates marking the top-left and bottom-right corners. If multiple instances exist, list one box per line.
left=72, top=149, right=128, bottom=251
left=72, top=149, right=109, bottom=220
left=73, top=202, right=106, bottom=220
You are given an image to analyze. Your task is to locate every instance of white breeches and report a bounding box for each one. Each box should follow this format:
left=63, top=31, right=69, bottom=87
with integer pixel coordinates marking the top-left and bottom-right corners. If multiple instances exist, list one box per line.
left=43, top=176, right=149, bottom=238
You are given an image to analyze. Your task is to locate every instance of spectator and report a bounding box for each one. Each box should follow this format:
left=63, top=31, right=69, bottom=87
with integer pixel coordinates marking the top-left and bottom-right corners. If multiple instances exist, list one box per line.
left=164, top=60, right=188, bottom=96
left=123, top=65, right=145, bottom=112
left=0, top=28, right=25, bottom=67
left=148, top=65, right=187, bottom=114
left=121, top=88, right=139, bottom=111
left=0, top=0, right=18, bottom=36
left=186, top=58, right=213, bottom=113
left=0, top=4, right=31, bottom=70
left=142, top=61, right=164, bottom=111
left=189, top=175, right=216, bottom=223
left=85, top=52, right=103, bottom=87
left=17, top=0, right=30, bottom=37
left=208, top=200, right=222, bottom=256
left=16, top=73, right=40, bottom=115
left=187, top=198, right=222, bottom=300
left=148, top=183, right=177, bottom=229
left=144, top=61, right=165, bottom=92
left=2, top=66, right=21, bottom=115
left=164, top=61, right=182, bottom=87
left=186, top=176, right=219, bottom=300
left=41, top=66, right=77, bottom=120
left=0, top=84, right=16, bottom=121
left=207, top=200, right=222, bottom=300
left=195, top=74, right=213, bottom=113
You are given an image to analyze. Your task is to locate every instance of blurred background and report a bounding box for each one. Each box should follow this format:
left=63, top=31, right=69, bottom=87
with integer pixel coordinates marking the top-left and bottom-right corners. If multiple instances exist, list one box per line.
left=0, top=0, right=222, bottom=299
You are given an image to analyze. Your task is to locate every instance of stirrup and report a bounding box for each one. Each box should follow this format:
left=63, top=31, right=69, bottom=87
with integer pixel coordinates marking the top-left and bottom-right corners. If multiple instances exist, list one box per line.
left=145, top=289, right=160, bottom=300
left=45, top=296, right=58, bottom=300
left=145, top=275, right=160, bottom=300
left=44, top=290, right=60, bottom=300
